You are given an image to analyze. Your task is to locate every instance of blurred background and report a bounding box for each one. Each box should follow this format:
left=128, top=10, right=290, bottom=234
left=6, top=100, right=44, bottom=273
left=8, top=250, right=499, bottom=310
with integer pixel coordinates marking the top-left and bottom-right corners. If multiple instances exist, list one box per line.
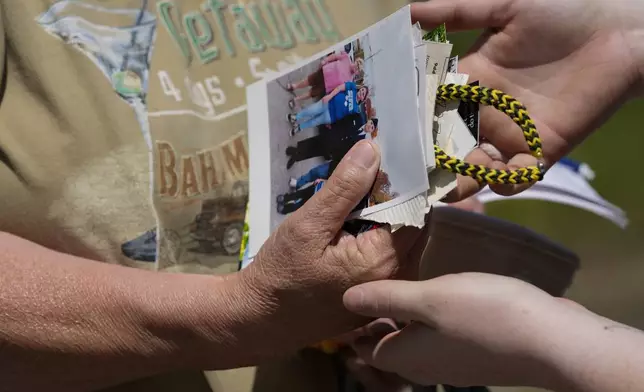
left=447, top=31, right=644, bottom=392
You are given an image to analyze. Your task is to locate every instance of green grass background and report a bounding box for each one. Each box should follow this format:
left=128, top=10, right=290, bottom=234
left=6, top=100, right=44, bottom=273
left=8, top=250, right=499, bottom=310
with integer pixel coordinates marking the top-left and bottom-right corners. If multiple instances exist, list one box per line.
left=448, top=31, right=644, bottom=391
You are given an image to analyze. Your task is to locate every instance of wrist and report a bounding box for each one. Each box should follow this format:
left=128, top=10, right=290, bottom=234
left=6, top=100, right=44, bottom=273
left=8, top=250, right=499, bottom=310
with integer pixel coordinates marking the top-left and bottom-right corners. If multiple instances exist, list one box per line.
left=525, top=300, right=644, bottom=392
left=232, top=258, right=368, bottom=356
left=506, top=299, right=596, bottom=391
left=177, top=262, right=324, bottom=368
left=132, top=270, right=279, bottom=370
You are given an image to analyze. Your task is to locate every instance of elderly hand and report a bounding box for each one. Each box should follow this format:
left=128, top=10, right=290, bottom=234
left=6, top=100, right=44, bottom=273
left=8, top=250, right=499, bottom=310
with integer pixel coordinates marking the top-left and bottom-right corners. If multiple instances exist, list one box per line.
left=239, top=140, right=427, bottom=353
left=412, top=0, right=644, bottom=201
left=342, top=273, right=572, bottom=389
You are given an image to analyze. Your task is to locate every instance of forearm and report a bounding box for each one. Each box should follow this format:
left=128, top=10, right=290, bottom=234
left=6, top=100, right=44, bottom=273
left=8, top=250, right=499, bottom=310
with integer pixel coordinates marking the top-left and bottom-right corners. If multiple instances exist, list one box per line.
left=534, top=304, right=644, bottom=392
left=0, top=232, right=270, bottom=391
left=327, top=85, right=346, bottom=101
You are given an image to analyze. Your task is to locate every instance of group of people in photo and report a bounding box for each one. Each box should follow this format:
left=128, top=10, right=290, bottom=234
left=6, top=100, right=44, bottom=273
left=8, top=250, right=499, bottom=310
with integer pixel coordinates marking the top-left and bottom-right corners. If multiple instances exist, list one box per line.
left=275, top=39, right=387, bottom=215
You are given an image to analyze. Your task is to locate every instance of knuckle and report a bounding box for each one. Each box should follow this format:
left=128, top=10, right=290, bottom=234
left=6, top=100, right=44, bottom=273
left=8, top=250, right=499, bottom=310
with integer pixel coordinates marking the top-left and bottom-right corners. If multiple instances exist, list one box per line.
left=355, top=230, right=398, bottom=279
left=376, top=230, right=397, bottom=259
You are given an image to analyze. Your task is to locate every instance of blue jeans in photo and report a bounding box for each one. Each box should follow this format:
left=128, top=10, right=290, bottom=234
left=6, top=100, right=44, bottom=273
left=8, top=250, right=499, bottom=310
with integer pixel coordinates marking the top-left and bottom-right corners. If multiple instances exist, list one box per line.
left=295, top=100, right=332, bottom=130
left=296, top=161, right=331, bottom=188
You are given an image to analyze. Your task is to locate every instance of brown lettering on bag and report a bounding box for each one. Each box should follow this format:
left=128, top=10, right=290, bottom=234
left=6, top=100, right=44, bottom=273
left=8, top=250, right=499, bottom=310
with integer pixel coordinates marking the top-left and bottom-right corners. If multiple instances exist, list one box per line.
left=157, top=132, right=248, bottom=199
left=157, top=141, right=179, bottom=196
left=197, top=149, right=224, bottom=193
left=221, top=135, right=249, bottom=180
left=180, top=156, right=200, bottom=197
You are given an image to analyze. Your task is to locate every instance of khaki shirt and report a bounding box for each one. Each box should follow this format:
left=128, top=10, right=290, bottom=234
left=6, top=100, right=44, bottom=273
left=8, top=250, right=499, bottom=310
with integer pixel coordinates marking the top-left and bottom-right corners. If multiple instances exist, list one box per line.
left=0, top=0, right=408, bottom=272
left=0, top=1, right=408, bottom=390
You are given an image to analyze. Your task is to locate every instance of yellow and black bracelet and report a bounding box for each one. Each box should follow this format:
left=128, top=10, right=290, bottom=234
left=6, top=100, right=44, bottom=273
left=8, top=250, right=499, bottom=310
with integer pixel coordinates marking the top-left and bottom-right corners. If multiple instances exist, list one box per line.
left=434, top=84, right=546, bottom=185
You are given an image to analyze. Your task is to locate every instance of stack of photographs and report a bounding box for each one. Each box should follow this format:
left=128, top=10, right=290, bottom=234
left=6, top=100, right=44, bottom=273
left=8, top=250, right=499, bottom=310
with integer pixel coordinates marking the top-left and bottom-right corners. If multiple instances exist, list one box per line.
left=242, top=5, right=480, bottom=266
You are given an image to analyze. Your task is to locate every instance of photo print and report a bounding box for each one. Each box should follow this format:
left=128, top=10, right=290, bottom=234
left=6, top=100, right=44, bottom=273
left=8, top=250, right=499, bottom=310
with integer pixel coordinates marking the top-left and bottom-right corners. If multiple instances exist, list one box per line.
left=247, top=6, right=428, bottom=257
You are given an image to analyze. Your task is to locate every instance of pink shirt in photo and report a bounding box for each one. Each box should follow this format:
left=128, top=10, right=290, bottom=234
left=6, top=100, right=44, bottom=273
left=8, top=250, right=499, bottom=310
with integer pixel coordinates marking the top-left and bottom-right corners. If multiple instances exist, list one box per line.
left=323, top=52, right=356, bottom=94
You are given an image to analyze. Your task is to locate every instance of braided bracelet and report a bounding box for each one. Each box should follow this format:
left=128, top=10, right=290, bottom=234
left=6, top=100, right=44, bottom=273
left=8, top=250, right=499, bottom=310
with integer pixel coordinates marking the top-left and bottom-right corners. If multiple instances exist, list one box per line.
left=435, top=84, right=546, bottom=185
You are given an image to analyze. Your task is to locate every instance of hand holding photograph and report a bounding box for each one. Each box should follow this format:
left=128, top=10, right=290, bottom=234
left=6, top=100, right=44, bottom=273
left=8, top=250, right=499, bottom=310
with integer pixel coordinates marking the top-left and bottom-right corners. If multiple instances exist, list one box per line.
left=246, top=6, right=428, bottom=257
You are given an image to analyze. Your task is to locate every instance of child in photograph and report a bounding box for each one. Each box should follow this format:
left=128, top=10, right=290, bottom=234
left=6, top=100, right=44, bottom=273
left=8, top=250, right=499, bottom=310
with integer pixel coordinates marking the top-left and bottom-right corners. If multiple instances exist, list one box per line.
left=276, top=167, right=390, bottom=215
left=286, top=52, right=365, bottom=107
left=369, top=170, right=399, bottom=206
left=285, top=116, right=378, bottom=169
left=277, top=177, right=370, bottom=216
left=279, top=117, right=379, bottom=216
left=286, top=82, right=369, bottom=136
left=288, top=161, right=333, bottom=190
left=276, top=179, right=324, bottom=215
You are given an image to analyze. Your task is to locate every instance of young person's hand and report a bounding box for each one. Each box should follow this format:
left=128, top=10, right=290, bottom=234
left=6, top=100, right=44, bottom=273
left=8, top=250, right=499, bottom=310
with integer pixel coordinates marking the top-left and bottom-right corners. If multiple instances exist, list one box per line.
left=412, top=0, right=644, bottom=201
left=239, top=140, right=427, bottom=355
left=343, top=273, right=644, bottom=391
left=343, top=273, right=562, bottom=388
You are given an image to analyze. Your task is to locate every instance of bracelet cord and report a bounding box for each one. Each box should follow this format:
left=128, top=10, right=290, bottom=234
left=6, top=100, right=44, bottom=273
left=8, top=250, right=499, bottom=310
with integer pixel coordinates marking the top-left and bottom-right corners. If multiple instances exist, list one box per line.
left=435, top=84, right=545, bottom=185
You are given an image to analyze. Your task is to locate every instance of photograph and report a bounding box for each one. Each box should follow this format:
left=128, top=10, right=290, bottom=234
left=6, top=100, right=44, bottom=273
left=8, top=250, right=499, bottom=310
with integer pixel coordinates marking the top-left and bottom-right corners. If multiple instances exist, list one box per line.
left=269, top=35, right=377, bottom=218
left=247, top=6, right=428, bottom=252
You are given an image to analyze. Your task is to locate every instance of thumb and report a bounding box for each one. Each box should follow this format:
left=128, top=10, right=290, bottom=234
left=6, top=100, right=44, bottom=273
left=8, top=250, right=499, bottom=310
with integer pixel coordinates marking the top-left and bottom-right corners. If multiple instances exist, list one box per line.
left=343, top=280, right=432, bottom=325
left=298, top=140, right=380, bottom=241
left=410, top=0, right=514, bottom=32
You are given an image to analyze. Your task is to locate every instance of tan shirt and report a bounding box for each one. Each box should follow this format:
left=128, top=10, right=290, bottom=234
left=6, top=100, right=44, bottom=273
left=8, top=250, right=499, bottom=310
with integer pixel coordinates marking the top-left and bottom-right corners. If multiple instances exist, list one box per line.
left=0, top=2, right=410, bottom=389
left=0, top=0, right=408, bottom=275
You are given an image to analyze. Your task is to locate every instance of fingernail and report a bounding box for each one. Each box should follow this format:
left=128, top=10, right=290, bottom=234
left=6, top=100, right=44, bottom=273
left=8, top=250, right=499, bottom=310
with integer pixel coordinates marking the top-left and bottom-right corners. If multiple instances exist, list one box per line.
left=344, top=287, right=365, bottom=310
left=347, top=141, right=377, bottom=169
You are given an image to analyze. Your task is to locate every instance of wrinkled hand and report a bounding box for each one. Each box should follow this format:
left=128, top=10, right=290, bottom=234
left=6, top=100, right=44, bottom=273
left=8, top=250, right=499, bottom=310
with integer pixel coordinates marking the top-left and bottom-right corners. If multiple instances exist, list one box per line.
left=240, top=140, right=426, bottom=352
left=412, top=0, right=643, bottom=201
left=343, top=273, right=577, bottom=389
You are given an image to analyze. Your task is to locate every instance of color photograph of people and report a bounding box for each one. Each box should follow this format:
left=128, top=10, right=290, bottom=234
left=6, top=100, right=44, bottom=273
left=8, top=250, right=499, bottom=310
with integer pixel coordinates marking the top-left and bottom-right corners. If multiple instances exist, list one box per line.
left=266, top=36, right=398, bottom=226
